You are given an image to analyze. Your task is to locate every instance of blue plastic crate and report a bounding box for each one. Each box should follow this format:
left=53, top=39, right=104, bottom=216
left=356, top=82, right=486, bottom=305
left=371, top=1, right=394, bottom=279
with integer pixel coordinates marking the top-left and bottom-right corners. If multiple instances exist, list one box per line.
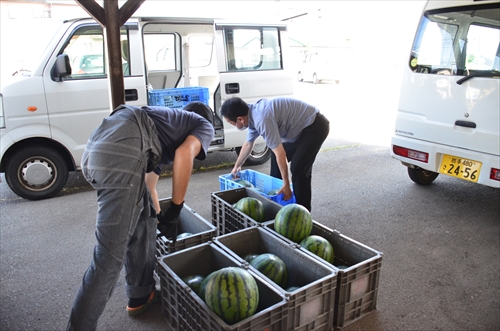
left=148, top=86, right=209, bottom=109
left=219, top=169, right=296, bottom=206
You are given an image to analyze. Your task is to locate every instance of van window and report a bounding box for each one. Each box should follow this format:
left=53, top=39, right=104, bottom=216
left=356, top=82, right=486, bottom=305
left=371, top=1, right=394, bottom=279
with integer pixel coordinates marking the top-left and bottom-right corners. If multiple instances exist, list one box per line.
left=223, top=27, right=282, bottom=71
left=144, top=33, right=176, bottom=70
left=188, top=35, right=214, bottom=67
left=59, top=25, right=130, bottom=79
left=410, top=5, right=500, bottom=76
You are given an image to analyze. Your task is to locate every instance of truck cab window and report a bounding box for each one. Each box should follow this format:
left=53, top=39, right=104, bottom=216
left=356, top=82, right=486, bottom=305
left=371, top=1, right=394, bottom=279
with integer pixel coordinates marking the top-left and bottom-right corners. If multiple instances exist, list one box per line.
left=59, top=25, right=130, bottom=80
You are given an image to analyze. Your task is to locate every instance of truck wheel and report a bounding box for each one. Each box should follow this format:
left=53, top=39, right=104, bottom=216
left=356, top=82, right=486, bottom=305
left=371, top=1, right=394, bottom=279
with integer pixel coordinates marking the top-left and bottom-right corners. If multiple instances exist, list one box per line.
left=5, top=146, right=69, bottom=200
left=313, top=73, right=319, bottom=84
left=236, top=144, right=272, bottom=165
left=297, top=72, right=303, bottom=82
left=407, top=167, right=439, bottom=185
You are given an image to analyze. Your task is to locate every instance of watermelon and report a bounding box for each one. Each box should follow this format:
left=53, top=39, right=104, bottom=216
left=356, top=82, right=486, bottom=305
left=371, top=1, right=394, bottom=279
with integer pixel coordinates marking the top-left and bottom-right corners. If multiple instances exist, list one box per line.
left=204, top=267, right=259, bottom=324
left=243, top=253, right=259, bottom=263
left=234, top=179, right=254, bottom=188
left=198, top=270, right=218, bottom=300
left=300, top=235, right=335, bottom=264
left=267, top=189, right=280, bottom=196
left=233, top=197, right=266, bottom=223
left=250, top=253, right=288, bottom=288
left=182, top=274, right=205, bottom=295
left=274, top=203, right=312, bottom=243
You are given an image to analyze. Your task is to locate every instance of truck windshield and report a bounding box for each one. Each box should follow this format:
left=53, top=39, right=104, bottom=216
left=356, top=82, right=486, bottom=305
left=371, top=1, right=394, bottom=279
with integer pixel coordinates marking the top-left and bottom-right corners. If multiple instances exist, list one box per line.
left=409, top=3, right=500, bottom=77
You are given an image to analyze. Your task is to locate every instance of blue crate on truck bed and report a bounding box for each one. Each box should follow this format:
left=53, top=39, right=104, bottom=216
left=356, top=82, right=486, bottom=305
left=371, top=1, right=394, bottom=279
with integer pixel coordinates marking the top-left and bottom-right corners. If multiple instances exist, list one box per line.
left=219, top=169, right=296, bottom=206
left=148, top=86, right=209, bottom=109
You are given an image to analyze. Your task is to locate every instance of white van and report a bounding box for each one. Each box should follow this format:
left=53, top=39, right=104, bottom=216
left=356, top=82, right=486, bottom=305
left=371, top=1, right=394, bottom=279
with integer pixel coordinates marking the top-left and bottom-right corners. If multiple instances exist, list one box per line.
left=0, top=17, right=293, bottom=200
left=391, top=0, right=500, bottom=188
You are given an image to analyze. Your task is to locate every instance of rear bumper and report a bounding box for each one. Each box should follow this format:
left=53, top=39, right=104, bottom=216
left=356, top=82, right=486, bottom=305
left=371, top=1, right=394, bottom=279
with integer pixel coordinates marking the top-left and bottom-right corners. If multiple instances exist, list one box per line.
left=391, top=135, right=500, bottom=188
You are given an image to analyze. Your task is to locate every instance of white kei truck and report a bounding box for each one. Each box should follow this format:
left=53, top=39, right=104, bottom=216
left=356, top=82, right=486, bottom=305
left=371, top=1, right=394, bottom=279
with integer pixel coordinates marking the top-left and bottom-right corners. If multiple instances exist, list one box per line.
left=391, top=0, right=500, bottom=188
left=0, top=17, right=294, bottom=200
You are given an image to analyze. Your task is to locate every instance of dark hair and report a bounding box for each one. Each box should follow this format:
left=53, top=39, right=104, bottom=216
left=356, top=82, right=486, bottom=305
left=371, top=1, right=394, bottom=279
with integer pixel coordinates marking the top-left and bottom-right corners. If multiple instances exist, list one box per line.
left=183, top=101, right=214, bottom=125
left=220, top=97, right=249, bottom=122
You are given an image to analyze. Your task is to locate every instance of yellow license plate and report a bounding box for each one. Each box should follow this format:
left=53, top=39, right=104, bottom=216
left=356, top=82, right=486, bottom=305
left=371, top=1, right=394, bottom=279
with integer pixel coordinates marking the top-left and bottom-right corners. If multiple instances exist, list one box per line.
left=439, top=154, right=482, bottom=183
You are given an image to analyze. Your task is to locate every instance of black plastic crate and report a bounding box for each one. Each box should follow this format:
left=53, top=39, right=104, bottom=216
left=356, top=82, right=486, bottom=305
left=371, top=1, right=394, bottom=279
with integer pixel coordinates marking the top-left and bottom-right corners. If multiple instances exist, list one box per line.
left=264, top=221, right=383, bottom=329
left=157, top=242, right=289, bottom=331
left=211, top=188, right=282, bottom=236
left=214, top=227, right=337, bottom=331
left=156, top=198, right=216, bottom=256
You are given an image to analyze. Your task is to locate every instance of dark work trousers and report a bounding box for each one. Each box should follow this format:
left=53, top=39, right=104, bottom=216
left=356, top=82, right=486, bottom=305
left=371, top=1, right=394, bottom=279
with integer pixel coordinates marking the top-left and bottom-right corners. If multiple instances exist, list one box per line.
left=270, top=112, right=330, bottom=211
left=67, top=108, right=159, bottom=331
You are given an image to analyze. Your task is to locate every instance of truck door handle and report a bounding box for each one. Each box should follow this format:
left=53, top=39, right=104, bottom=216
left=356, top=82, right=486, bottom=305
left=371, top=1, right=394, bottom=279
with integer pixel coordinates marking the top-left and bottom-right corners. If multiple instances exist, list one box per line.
left=455, top=120, right=476, bottom=128
left=225, top=83, right=240, bottom=94
left=125, top=89, right=138, bottom=101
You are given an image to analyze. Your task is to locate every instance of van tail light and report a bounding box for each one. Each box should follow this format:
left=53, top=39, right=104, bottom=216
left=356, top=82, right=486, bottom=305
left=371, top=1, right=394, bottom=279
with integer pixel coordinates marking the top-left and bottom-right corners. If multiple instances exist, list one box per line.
left=491, top=168, right=500, bottom=181
left=392, top=145, right=429, bottom=163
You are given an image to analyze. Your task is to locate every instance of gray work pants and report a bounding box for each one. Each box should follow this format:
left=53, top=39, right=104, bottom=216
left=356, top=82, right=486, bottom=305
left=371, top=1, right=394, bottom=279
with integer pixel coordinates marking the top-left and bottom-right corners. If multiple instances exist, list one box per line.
left=67, top=108, right=158, bottom=331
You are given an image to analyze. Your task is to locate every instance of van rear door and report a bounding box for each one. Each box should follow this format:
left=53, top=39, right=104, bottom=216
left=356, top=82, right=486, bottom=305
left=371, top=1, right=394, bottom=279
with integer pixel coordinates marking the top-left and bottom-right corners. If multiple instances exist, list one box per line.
left=213, top=21, right=294, bottom=149
left=397, top=3, right=500, bottom=156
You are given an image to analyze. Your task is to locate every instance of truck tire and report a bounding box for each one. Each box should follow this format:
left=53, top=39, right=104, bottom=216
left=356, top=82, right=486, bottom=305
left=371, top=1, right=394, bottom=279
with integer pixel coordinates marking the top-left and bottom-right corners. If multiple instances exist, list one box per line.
left=5, top=146, right=69, bottom=200
left=236, top=143, right=272, bottom=165
left=407, top=167, right=439, bottom=185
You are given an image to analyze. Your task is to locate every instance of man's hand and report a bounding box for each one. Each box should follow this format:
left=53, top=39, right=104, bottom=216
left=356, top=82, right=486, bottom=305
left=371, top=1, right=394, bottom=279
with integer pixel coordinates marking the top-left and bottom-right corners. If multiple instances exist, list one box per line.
left=157, top=201, right=184, bottom=243
left=278, top=185, right=293, bottom=201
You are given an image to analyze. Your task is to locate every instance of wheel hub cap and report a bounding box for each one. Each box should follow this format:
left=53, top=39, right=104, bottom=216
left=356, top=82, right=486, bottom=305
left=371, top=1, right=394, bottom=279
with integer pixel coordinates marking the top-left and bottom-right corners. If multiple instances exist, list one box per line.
left=22, top=160, right=53, bottom=186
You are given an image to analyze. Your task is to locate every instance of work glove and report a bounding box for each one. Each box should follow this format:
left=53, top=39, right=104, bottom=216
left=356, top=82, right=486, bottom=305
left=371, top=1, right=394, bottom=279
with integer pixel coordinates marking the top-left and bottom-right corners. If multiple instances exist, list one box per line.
left=157, top=201, right=184, bottom=243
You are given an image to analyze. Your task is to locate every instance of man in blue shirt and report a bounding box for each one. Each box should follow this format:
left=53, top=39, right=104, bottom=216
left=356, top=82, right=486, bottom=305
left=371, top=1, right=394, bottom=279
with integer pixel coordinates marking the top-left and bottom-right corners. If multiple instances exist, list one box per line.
left=220, top=97, right=329, bottom=212
left=67, top=102, right=214, bottom=330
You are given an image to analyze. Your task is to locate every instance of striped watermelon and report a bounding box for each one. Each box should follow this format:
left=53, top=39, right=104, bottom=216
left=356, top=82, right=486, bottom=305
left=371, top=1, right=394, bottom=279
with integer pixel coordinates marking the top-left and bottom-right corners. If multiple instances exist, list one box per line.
left=274, top=203, right=312, bottom=243
left=198, top=270, right=217, bottom=301
left=300, top=235, right=335, bottom=264
left=204, top=267, right=259, bottom=324
left=234, top=179, right=254, bottom=188
left=233, top=197, right=266, bottom=222
left=267, top=189, right=279, bottom=196
left=243, top=253, right=259, bottom=263
left=182, top=274, right=205, bottom=295
left=249, top=253, right=288, bottom=288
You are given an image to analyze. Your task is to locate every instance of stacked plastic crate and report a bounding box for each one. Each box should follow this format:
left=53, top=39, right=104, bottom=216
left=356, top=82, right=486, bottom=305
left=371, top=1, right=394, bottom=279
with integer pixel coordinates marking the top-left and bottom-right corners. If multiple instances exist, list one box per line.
left=156, top=170, right=382, bottom=330
left=148, top=86, right=209, bottom=109
left=219, top=169, right=296, bottom=206
left=212, top=170, right=384, bottom=329
left=155, top=198, right=217, bottom=256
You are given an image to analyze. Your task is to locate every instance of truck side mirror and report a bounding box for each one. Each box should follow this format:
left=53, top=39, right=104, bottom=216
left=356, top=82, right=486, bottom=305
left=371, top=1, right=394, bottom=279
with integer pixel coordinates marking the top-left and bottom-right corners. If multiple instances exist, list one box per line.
left=51, top=54, right=72, bottom=82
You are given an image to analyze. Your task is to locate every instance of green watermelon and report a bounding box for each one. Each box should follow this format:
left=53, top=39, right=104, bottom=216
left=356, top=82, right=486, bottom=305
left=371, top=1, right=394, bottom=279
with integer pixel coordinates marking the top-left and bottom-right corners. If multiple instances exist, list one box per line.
left=249, top=253, right=288, bottom=288
left=234, top=179, right=254, bottom=188
left=182, top=274, right=205, bottom=295
left=274, top=203, right=312, bottom=243
left=300, top=235, right=335, bottom=264
left=267, top=189, right=280, bottom=196
left=243, top=253, right=259, bottom=263
left=205, top=267, right=259, bottom=324
left=233, top=197, right=266, bottom=222
left=198, top=270, right=218, bottom=300
left=177, top=232, right=193, bottom=240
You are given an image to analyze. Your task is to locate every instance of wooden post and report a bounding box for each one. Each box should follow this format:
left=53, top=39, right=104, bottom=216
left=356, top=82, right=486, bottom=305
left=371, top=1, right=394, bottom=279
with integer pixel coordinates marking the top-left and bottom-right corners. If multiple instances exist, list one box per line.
left=74, top=0, right=145, bottom=111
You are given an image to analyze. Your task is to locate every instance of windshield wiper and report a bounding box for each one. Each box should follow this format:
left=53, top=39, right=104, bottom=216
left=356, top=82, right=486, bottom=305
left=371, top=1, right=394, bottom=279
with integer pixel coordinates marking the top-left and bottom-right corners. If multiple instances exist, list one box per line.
left=457, top=71, right=500, bottom=85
